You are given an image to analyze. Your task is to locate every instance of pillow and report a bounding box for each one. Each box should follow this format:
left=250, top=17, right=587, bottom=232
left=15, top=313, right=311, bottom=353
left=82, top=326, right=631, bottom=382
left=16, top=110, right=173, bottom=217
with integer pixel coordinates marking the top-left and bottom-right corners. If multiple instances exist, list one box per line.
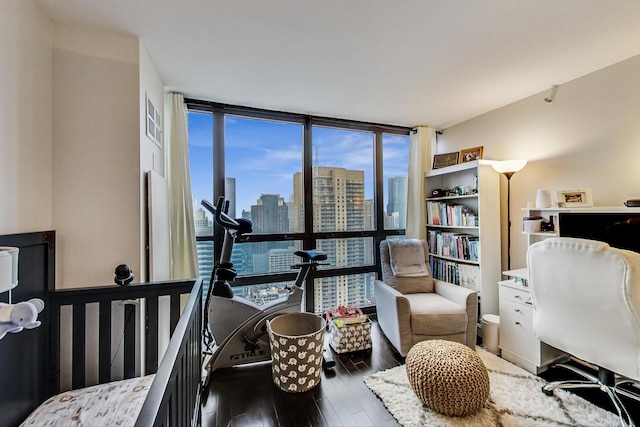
left=387, top=239, right=429, bottom=277
left=380, top=240, right=434, bottom=294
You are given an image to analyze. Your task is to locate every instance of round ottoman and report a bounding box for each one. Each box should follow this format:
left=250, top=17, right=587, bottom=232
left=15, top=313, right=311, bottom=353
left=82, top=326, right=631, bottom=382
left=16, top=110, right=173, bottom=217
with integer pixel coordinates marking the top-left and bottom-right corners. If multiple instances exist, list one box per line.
left=406, top=340, right=489, bottom=417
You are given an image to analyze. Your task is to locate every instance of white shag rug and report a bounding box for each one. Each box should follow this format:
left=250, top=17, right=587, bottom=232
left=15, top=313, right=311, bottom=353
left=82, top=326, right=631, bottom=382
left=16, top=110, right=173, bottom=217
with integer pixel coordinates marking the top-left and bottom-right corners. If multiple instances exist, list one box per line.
left=364, top=348, right=620, bottom=427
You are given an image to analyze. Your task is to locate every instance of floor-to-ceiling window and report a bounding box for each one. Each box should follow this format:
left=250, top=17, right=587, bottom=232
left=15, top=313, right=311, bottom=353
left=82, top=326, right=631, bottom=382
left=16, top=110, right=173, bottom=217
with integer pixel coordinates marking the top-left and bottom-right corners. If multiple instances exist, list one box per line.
left=186, top=100, right=410, bottom=314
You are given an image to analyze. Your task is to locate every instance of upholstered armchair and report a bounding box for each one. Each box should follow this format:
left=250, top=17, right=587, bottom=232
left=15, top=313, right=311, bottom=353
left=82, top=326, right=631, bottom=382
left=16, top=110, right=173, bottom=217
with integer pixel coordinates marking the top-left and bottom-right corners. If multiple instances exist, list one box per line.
left=375, top=239, right=478, bottom=357
left=528, top=237, right=640, bottom=426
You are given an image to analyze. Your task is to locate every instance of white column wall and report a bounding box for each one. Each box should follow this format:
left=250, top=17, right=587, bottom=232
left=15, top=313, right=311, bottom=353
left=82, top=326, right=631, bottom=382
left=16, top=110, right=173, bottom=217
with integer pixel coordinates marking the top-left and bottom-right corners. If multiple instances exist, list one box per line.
left=0, top=0, right=53, bottom=234
left=51, top=24, right=141, bottom=288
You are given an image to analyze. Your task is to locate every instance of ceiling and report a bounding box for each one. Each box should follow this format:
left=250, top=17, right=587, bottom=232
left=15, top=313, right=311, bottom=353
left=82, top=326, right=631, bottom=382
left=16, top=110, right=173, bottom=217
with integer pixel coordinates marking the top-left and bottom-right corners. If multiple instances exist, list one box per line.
left=35, top=0, right=640, bottom=128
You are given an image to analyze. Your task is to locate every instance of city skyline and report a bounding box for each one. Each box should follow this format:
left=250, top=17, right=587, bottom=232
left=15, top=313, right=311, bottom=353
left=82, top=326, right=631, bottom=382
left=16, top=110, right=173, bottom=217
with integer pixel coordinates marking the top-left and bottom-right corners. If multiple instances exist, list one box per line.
left=194, top=164, right=408, bottom=311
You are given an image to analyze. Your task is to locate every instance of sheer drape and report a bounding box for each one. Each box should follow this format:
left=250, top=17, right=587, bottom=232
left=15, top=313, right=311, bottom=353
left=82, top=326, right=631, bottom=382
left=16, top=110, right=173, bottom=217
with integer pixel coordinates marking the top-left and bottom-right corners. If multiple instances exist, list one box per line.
left=405, top=126, right=435, bottom=240
left=166, top=93, right=198, bottom=279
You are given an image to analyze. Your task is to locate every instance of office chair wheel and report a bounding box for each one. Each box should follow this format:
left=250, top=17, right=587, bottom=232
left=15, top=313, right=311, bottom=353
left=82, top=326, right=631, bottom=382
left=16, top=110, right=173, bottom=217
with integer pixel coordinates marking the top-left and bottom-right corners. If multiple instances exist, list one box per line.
left=542, top=386, right=554, bottom=396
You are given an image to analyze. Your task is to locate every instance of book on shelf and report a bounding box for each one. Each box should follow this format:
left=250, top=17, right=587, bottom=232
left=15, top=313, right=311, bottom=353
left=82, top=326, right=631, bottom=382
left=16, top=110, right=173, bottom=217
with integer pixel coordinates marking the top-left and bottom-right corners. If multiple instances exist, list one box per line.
left=428, top=257, right=481, bottom=291
left=429, top=257, right=459, bottom=284
left=427, top=201, right=478, bottom=227
left=427, top=230, right=479, bottom=262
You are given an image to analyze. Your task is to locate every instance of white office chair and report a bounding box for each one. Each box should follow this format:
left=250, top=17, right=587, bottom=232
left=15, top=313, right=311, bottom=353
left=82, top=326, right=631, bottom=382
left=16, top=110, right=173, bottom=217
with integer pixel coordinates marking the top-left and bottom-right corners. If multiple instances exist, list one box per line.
left=527, top=237, right=640, bottom=426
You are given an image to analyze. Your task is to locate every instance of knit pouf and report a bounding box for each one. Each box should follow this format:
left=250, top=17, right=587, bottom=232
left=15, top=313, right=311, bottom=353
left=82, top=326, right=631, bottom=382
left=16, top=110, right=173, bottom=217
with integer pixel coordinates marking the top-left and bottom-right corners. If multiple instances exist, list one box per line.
left=406, top=340, right=489, bottom=417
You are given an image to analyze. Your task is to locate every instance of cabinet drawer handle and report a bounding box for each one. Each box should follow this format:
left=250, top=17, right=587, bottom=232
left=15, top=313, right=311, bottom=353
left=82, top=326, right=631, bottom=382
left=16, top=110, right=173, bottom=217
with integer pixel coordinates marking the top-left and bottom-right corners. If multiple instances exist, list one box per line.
left=514, top=308, right=521, bottom=313
left=515, top=321, right=521, bottom=326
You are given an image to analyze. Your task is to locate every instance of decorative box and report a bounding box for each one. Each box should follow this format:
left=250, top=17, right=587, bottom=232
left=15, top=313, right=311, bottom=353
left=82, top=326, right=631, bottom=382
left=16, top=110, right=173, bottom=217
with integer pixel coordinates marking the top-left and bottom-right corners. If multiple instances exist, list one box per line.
left=327, top=309, right=371, bottom=353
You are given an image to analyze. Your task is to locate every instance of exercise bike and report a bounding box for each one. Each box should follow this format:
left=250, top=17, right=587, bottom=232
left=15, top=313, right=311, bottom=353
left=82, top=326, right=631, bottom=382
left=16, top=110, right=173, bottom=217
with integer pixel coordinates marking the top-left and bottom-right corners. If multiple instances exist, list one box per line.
left=201, top=197, right=335, bottom=387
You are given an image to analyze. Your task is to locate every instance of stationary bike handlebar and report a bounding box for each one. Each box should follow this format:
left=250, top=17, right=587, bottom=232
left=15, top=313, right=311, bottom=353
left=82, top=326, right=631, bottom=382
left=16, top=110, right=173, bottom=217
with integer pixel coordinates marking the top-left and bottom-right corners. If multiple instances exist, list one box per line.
left=201, top=196, right=252, bottom=234
left=201, top=198, right=239, bottom=230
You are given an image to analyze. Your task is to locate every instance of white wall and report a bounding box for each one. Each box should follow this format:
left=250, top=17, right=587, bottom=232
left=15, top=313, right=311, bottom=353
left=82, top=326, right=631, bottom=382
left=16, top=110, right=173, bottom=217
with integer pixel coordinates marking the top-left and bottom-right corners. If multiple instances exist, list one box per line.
left=139, top=43, right=168, bottom=281
left=51, top=24, right=142, bottom=288
left=1, top=1, right=170, bottom=288
left=437, top=54, right=640, bottom=270
left=0, top=0, right=53, bottom=234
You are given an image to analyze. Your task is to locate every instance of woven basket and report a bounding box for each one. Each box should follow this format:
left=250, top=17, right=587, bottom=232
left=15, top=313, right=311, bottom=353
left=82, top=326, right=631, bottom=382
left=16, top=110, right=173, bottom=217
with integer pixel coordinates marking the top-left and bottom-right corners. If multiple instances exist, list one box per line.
left=406, top=340, right=489, bottom=417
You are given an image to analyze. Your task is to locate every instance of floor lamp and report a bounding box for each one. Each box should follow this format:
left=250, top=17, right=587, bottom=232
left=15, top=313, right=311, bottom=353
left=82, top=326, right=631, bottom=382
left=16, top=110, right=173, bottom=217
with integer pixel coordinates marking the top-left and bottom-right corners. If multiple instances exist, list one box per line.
left=491, top=160, right=527, bottom=270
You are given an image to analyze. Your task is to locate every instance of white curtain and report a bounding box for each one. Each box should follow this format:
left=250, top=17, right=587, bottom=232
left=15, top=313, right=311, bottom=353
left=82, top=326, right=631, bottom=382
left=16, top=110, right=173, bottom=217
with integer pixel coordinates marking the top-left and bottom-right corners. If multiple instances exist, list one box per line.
left=405, top=126, right=435, bottom=240
left=166, top=93, right=199, bottom=279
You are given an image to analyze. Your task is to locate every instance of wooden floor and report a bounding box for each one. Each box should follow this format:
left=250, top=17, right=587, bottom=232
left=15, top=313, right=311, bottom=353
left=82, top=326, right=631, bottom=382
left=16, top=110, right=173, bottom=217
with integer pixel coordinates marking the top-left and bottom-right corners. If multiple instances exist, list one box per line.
left=202, top=320, right=639, bottom=427
left=202, top=320, right=403, bottom=427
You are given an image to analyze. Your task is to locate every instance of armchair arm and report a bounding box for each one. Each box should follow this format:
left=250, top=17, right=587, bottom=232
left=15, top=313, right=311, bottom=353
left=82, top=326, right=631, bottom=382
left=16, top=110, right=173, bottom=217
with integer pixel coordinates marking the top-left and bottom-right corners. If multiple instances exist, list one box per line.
left=434, top=280, right=478, bottom=349
left=374, top=280, right=413, bottom=356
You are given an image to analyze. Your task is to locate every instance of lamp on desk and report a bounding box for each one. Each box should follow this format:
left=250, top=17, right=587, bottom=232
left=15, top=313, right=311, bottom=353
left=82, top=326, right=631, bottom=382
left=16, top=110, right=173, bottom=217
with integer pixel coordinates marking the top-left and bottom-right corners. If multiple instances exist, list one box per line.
left=491, top=160, right=528, bottom=270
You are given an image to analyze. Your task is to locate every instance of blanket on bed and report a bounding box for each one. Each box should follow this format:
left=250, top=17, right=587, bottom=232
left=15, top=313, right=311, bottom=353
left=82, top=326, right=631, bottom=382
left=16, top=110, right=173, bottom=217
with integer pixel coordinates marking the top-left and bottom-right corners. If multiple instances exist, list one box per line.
left=20, top=375, right=155, bottom=427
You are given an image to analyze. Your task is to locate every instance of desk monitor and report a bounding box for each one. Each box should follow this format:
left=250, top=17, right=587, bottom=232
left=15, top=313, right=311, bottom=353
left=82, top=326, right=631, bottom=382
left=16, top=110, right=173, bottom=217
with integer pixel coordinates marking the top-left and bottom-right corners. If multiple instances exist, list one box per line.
left=559, top=212, right=640, bottom=254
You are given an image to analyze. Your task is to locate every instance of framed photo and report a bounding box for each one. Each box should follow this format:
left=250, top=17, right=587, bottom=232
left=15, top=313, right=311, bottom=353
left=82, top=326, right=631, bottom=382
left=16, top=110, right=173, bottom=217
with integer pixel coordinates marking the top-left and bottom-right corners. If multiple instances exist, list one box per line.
left=433, top=152, right=459, bottom=169
left=555, top=189, right=593, bottom=207
left=460, top=146, right=484, bottom=163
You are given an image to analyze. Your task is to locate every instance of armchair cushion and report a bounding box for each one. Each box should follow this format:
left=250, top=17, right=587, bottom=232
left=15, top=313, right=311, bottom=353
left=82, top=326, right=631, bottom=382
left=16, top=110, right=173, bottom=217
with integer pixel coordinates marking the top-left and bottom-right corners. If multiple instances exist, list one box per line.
left=404, top=293, right=468, bottom=336
left=380, top=239, right=434, bottom=294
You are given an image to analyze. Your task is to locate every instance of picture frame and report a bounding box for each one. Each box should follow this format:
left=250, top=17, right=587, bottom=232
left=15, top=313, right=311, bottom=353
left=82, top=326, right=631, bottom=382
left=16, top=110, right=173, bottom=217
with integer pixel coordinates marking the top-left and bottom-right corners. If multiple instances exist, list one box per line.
left=146, top=93, right=163, bottom=148
left=432, top=152, right=459, bottom=169
left=460, top=146, right=484, bottom=163
left=555, top=189, right=593, bottom=207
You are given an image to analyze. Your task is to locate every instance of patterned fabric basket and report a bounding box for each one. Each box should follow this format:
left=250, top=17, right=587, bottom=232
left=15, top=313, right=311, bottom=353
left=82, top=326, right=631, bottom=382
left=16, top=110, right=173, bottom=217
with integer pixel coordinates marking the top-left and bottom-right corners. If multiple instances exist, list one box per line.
left=267, top=312, right=325, bottom=393
left=328, top=318, right=372, bottom=353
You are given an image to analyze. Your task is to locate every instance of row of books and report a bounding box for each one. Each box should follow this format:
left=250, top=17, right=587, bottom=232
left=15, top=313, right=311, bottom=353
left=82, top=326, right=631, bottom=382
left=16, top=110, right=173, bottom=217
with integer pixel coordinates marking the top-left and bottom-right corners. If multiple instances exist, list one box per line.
left=429, top=258, right=481, bottom=291
left=427, top=230, right=479, bottom=261
left=427, top=201, right=478, bottom=227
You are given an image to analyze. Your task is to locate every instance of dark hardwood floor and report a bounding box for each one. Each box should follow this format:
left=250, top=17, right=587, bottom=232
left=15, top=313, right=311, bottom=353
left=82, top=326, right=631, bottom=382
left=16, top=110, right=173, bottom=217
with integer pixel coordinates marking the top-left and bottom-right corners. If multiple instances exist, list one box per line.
left=202, top=320, right=403, bottom=427
left=202, top=320, right=639, bottom=426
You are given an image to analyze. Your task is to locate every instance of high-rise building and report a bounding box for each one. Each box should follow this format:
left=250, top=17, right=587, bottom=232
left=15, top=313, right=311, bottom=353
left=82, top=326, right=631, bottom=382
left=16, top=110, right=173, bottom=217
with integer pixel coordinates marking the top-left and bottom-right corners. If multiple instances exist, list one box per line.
left=250, top=194, right=290, bottom=272
left=294, top=167, right=369, bottom=311
left=387, top=176, right=407, bottom=229
left=224, top=177, right=236, bottom=219
left=251, top=194, right=289, bottom=234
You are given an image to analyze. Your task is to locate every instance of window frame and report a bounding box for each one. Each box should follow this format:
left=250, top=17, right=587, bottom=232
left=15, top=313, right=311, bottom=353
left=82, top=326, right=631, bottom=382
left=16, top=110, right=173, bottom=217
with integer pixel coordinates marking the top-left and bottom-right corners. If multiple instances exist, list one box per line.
left=185, top=99, right=411, bottom=313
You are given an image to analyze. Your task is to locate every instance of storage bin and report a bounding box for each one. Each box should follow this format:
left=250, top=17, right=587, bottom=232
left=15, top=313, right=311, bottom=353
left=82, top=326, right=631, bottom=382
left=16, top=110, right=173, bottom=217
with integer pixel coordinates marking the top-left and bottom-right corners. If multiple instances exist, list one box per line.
left=267, top=312, right=325, bottom=393
left=328, top=318, right=372, bottom=353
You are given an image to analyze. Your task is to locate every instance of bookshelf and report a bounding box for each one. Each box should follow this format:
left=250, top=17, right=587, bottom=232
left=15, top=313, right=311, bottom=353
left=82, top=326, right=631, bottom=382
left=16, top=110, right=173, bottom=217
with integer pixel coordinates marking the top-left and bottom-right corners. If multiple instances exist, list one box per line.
left=425, top=160, right=502, bottom=318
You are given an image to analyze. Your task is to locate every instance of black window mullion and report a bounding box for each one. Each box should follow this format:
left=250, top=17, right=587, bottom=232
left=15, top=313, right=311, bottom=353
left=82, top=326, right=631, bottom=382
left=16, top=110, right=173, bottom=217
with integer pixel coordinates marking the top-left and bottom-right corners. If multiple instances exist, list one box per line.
left=187, top=100, right=411, bottom=312
left=374, top=130, right=385, bottom=276
left=213, top=112, right=225, bottom=265
left=302, top=116, right=315, bottom=313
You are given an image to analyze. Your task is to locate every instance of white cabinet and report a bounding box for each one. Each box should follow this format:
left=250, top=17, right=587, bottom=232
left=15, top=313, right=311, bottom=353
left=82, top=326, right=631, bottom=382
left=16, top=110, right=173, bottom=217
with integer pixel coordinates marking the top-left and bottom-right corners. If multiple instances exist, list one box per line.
left=425, top=160, right=502, bottom=319
left=498, top=273, right=567, bottom=374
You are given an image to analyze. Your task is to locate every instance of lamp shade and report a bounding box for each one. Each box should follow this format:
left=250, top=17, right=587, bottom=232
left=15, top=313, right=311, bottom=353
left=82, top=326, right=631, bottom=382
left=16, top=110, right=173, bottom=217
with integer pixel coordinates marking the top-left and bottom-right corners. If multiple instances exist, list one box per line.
left=491, top=159, right=527, bottom=174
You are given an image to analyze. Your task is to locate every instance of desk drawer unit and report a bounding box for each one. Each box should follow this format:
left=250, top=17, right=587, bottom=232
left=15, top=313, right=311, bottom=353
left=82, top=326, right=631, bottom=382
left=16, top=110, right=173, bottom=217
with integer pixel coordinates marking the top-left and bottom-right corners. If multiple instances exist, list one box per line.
left=498, top=280, right=566, bottom=374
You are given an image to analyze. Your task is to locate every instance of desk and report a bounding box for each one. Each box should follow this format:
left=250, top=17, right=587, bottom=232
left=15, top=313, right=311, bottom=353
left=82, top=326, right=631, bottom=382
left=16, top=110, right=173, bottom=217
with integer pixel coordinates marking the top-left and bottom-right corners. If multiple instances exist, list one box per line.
left=499, top=269, right=567, bottom=374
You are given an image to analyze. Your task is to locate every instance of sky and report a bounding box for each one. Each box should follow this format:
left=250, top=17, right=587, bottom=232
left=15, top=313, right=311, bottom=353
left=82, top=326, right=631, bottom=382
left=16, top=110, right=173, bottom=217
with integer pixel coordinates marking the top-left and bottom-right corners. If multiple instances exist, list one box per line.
left=188, top=111, right=409, bottom=218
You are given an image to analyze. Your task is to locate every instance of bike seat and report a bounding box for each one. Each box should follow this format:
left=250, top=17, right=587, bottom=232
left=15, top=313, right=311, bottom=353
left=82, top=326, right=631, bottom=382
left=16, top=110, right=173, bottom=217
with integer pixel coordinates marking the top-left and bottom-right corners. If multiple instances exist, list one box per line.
left=294, top=249, right=327, bottom=262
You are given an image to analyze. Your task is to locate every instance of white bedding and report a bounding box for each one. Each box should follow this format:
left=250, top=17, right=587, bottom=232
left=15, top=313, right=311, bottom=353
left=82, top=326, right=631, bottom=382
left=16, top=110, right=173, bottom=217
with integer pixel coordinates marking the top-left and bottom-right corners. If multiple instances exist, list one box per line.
left=20, top=374, right=155, bottom=427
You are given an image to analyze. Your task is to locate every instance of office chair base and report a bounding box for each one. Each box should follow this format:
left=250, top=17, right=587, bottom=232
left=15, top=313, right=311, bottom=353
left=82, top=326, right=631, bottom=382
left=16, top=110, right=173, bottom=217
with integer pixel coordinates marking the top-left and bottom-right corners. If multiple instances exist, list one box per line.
left=542, top=363, right=636, bottom=427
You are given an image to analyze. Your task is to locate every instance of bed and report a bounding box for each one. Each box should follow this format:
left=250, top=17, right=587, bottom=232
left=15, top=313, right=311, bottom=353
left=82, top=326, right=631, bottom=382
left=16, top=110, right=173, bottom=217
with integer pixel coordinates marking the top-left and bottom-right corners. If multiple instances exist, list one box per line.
left=0, top=231, right=202, bottom=427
